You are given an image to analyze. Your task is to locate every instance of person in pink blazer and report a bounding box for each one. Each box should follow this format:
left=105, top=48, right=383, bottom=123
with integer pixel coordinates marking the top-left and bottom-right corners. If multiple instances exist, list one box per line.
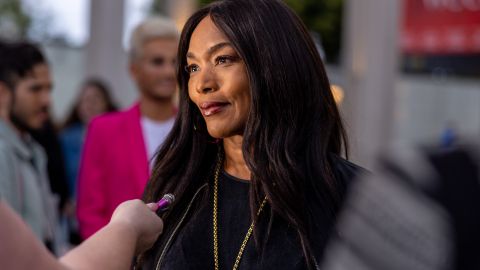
left=77, top=17, right=179, bottom=239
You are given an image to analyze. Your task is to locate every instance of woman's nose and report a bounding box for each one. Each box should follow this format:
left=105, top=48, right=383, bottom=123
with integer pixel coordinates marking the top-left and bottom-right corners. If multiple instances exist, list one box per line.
left=194, top=66, right=217, bottom=94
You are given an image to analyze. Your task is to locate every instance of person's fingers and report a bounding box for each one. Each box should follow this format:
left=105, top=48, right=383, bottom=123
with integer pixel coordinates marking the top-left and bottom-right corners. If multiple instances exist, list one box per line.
left=146, top=202, right=159, bottom=212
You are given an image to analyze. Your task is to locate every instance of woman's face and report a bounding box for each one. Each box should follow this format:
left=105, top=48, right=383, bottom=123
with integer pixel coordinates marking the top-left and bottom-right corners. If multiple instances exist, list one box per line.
left=186, top=16, right=250, bottom=139
left=78, top=85, right=108, bottom=124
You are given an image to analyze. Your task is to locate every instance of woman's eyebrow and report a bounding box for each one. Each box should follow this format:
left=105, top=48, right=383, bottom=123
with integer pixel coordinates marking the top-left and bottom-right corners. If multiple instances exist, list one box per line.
left=207, top=42, right=231, bottom=55
left=186, top=42, right=232, bottom=60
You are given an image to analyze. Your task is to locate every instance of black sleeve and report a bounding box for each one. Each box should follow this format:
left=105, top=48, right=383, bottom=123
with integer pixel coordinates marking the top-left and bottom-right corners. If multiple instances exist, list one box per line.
left=31, top=120, right=70, bottom=211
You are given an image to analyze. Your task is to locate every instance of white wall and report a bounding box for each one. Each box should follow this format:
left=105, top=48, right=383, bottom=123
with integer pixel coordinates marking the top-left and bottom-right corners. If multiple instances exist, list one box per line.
left=393, top=75, right=480, bottom=144
left=44, top=45, right=86, bottom=123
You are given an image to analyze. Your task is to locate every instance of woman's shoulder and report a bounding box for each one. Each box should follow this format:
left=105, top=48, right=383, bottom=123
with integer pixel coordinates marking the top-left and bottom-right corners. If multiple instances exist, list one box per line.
left=329, top=154, right=368, bottom=184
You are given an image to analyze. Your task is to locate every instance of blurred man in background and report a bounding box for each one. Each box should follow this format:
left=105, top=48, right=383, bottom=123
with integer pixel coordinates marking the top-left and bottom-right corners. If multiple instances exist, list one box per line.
left=0, top=40, right=57, bottom=251
left=77, top=16, right=179, bottom=239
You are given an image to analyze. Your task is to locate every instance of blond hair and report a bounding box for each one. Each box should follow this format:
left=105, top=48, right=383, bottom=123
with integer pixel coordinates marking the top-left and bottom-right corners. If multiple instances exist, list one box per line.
left=129, top=16, right=179, bottom=61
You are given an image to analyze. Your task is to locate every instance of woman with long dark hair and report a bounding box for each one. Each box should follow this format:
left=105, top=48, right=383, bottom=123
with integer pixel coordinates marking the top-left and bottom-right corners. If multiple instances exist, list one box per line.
left=60, top=78, right=117, bottom=197
left=139, top=0, right=363, bottom=269
left=59, top=78, right=117, bottom=244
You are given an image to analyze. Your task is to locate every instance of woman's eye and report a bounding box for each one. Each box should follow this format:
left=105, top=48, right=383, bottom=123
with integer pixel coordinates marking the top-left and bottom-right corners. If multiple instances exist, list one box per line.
left=185, top=64, right=199, bottom=74
left=215, top=55, right=234, bottom=65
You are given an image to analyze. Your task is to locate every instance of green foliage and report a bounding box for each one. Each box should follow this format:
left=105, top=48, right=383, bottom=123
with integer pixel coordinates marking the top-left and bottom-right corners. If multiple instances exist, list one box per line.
left=199, top=0, right=215, bottom=7
left=285, top=0, right=343, bottom=62
left=195, top=0, right=343, bottom=62
left=0, top=0, right=31, bottom=38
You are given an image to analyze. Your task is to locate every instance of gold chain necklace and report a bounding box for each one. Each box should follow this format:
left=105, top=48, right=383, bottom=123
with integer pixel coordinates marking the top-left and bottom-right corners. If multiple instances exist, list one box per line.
left=213, top=153, right=267, bottom=270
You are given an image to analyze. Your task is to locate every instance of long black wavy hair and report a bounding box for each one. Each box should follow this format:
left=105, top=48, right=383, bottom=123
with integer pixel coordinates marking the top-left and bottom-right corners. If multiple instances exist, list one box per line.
left=142, top=0, right=348, bottom=268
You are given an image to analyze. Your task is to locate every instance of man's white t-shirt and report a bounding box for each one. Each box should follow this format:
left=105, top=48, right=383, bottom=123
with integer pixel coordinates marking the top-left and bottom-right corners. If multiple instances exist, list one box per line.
left=141, top=116, right=175, bottom=170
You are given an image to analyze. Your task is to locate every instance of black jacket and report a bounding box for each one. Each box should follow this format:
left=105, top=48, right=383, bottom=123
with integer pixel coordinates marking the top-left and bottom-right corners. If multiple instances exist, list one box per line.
left=138, top=155, right=364, bottom=270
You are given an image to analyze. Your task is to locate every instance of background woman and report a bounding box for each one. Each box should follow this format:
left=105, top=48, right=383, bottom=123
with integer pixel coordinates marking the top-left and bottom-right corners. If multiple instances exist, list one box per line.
left=60, top=78, right=117, bottom=197
left=59, top=78, right=117, bottom=245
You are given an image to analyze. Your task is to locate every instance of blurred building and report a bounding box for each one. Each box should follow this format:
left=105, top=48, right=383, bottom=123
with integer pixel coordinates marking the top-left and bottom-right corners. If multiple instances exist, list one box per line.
left=339, top=0, right=480, bottom=168
left=3, top=0, right=479, bottom=168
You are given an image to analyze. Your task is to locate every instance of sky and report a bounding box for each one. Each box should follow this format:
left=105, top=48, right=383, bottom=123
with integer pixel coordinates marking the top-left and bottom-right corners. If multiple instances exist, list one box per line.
left=21, top=0, right=152, bottom=47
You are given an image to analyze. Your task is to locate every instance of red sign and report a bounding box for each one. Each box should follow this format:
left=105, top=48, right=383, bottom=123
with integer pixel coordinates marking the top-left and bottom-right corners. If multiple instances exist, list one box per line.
left=402, top=0, right=480, bottom=54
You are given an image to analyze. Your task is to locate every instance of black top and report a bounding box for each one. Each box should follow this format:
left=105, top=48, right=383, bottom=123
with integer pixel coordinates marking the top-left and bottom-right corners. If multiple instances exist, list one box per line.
left=30, top=120, right=70, bottom=211
left=140, top=156, right=364, bottom=270
left=160, top=171, right=306, bottom=269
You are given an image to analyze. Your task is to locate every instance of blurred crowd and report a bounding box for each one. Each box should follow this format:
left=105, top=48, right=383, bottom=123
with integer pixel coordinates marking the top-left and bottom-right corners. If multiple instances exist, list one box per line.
left=0, top=16, right=178, bottom=254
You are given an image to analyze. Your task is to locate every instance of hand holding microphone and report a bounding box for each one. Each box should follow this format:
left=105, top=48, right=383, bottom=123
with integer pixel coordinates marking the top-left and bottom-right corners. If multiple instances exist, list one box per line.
left=0, top=194, right=176, bottom=270
left=109, top=194, right=174, bottom=254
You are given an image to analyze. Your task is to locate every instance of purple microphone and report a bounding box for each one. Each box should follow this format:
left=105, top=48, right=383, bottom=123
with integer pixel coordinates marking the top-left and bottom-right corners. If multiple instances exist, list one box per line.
left=155, top=193, right=175, bottom=215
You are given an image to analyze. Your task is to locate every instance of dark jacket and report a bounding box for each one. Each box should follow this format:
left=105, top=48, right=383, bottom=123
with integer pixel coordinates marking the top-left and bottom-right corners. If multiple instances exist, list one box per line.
left=138, top=155, right=365, bottom=270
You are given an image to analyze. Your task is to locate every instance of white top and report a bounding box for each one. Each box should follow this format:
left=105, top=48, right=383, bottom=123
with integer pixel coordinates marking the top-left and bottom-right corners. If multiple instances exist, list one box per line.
left=141, top=116, right=175, bottom=170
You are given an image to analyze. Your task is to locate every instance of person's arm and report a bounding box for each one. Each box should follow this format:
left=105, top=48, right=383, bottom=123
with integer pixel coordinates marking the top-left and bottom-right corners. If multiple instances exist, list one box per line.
left=0, top=199, right=61, bottom=270
left=60, top=199, right=162, bottom=270
left=0, top=199, right=162, bottom=270
left=77, top=119, right=109, bottom=239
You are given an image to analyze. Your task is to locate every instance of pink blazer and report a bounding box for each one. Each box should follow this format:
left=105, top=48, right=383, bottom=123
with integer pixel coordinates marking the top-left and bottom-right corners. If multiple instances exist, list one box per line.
left=77, top=103, right=149, bottom=239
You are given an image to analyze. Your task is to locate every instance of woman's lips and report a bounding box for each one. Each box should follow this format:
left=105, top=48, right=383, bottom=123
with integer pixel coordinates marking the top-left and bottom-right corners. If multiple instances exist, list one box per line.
left=199, top=102, right=229, bottom=116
